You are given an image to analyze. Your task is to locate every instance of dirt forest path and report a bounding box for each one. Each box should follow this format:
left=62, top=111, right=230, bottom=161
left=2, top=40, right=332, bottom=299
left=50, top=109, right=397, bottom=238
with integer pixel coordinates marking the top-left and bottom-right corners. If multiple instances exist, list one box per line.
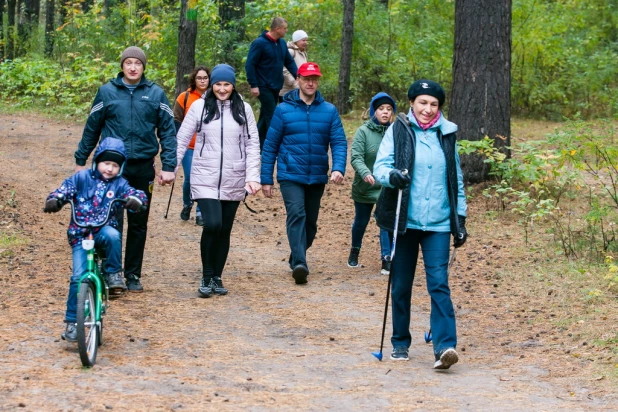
left=0, top=112, right=616, bottom=411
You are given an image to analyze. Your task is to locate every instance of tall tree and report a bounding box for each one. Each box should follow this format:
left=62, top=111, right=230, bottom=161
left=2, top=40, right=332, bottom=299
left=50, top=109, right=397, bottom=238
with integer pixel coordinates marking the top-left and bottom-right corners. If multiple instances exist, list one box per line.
left=450, top=0, right=511, bottom=183
left=337, top=0, right=355, bottom=114
left=218, top=0, right=245, bottom=67
left=174, top=0, right=197, bottom=98
left=6, top=0, right=16, bottom=59
left=0, top=0, right=5, bottom=60
left=44, top=0, right=54, bottom=57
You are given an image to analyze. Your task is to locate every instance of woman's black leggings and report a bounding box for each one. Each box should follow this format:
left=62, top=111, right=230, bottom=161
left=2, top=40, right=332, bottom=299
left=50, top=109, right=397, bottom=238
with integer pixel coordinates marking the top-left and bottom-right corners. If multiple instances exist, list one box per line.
left=195, top=199, right=240, bottom=278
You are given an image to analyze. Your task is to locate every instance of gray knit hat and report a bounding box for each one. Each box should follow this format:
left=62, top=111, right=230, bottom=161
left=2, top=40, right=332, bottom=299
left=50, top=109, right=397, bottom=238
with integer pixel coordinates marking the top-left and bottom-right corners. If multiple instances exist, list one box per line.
left=120, top=46, right=147, bottom=69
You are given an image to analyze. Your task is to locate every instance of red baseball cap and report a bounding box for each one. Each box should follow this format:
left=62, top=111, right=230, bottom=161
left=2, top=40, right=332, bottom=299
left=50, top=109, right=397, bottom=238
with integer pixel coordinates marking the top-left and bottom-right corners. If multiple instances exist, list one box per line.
left=297, top=62, right=322, bottom=77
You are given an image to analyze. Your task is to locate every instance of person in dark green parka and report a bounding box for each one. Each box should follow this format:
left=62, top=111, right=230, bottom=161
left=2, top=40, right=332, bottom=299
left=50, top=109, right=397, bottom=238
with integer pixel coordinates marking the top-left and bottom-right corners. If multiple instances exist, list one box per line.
left=348, top=92, right=396, bottom=273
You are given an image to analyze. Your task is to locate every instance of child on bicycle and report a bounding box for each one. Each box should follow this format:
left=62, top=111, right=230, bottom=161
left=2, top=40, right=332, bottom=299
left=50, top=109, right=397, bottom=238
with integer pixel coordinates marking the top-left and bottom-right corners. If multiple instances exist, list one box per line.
left=44, top=137, right=148, bottom=342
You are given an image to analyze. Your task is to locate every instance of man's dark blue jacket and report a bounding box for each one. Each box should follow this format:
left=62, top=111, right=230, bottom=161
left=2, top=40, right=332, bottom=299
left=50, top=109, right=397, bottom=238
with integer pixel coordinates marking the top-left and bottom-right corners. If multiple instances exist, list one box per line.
left=75, top=73, right=177, bottom=172
left=261, top=89, right=347, bottom=185
left=245, top=30, right=298, bottom=91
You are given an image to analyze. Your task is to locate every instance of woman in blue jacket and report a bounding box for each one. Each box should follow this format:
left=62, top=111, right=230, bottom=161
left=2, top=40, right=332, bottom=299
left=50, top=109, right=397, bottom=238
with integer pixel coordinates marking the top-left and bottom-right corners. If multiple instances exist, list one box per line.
left=374, top=80, right=468, bottom=368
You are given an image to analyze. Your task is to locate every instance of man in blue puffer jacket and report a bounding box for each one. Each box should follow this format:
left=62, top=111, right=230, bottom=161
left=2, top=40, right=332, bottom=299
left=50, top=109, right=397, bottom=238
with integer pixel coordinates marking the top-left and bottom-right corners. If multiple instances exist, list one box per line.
left=261, top=62, right=347, bottom=285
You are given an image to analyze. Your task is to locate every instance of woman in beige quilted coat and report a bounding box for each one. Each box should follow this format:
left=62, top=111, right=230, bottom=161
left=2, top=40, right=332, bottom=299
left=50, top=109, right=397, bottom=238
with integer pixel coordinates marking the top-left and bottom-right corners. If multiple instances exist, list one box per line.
left=176, top=64, right=261, bottom=298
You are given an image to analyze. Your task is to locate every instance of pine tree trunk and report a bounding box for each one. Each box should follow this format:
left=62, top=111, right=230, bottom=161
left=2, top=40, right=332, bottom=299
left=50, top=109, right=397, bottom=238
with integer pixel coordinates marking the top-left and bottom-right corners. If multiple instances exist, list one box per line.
left=337, top=0, right=355, bottom=114
left=44, top=0, right=54, bottom=57
left=174, top=0, right=197, bottom=98
left=450, top=0, right=511, bottom=183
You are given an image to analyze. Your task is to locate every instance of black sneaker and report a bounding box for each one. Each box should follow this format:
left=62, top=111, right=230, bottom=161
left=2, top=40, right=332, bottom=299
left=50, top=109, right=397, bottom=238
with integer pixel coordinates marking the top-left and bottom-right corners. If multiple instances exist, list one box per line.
left=105, top=271, right=127, bottom=292
left=195, top=215, right=204, bottom=226
left=125, top=274, right=144, bottom=293
left=347, top=247, right=360, bottom=267
left=390, top=347, right=409, bottom=361
left=381, top=256, right=391, bottom=276
left=61, top=323, right=77, bottom=342
left=292, top=264, right=309, bottom=285
left=180, top=205, right=192, bottom=221
left=434, top=348, right=459, bottom=369
left=209, top=276, right=228, bottom=295
left=198, top=277, right=212, bottom=298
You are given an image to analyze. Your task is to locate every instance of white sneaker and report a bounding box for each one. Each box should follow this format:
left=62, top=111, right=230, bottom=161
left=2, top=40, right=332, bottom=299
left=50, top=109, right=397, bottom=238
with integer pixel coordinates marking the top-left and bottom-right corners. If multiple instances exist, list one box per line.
left=433, top=348, right=459, bottom=369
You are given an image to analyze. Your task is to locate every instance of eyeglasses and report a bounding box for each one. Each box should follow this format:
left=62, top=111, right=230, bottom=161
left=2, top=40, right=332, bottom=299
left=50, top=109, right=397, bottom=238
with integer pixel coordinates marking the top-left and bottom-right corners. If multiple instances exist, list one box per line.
left=196, top=76, right=209, bottom=82
left=299, top=76, right=319, bottom=83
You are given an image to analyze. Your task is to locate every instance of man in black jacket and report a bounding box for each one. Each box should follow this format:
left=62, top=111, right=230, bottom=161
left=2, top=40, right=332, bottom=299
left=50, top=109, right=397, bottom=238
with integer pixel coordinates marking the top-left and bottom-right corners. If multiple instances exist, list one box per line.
left=74, top=46, right=176, bottom=293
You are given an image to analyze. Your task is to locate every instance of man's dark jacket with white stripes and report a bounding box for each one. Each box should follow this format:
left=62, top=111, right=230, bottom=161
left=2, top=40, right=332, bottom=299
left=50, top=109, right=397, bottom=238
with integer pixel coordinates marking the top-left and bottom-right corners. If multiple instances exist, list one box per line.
left=75, top=73, right=177, bottom=172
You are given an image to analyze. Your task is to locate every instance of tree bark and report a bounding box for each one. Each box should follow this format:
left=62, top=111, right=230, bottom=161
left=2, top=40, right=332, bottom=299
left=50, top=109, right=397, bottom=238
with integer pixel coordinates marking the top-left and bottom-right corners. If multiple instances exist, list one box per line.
left=6, top=0, right=16, bottom=59
left=44, top=0, right=54, bottom=57
left=337, top=0, right=355, bottom=114
left=450, top=0, right=511, bottom=184
left=174, top=0, right=197, bottom=98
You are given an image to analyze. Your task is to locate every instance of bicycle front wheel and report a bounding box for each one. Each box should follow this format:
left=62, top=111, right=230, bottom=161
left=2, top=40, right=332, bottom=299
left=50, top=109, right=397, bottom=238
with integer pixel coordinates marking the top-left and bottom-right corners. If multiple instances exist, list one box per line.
left=76, top=281, right=99, bottom=367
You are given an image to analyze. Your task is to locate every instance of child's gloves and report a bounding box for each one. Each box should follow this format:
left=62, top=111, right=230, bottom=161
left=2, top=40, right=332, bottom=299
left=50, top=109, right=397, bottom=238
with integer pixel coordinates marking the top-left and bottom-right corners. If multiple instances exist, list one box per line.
left=125, top=197, right=143, bottom=212
left=44, top=198, right=62, bottom=213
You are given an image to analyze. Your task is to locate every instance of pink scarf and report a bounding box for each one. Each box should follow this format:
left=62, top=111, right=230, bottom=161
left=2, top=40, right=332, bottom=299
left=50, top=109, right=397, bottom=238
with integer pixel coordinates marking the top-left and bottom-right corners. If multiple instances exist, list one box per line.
left=413, top=111, right=441, bottom=131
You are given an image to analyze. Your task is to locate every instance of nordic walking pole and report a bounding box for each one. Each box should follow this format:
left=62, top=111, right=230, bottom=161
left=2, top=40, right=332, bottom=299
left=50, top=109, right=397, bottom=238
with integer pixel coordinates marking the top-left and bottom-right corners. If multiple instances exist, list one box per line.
left=372, top=169, right=407, bottom=361
left=164, top=181, right=175, bottom=219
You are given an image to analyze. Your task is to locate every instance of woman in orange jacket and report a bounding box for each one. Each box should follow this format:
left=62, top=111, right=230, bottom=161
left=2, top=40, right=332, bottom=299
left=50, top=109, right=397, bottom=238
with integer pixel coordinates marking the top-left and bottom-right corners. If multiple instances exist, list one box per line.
left=173, top=65, right=211, bottom=226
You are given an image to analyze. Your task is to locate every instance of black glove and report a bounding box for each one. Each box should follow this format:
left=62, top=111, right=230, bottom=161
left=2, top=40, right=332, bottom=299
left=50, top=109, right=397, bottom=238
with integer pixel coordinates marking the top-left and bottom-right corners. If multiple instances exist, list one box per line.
left=389, top=169, right=411, bottom=189
left=454, top=215, right=467, bottom=248
left=44, top=198, right=62, bottom=213
left=125, top=197, right=143, bottom=212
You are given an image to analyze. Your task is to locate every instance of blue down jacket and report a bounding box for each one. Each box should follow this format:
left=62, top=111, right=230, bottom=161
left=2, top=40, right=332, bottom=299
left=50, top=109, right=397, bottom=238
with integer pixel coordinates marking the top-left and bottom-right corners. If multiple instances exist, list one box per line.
left=261, top=89, right=347, bottom=185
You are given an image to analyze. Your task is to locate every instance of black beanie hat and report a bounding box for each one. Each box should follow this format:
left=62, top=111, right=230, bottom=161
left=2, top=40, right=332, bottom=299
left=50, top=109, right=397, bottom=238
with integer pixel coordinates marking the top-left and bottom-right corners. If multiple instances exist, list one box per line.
left=407, top=79, right=446, bottom=107
left=372, top=96, right=395, bottom=111
left=96, top=150, right=125, bottom=167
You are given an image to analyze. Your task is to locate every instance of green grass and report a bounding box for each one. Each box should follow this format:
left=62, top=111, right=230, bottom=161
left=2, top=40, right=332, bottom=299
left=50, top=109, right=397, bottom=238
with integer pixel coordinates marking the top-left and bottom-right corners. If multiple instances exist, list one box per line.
left=0, top=232, right=27, bottom=257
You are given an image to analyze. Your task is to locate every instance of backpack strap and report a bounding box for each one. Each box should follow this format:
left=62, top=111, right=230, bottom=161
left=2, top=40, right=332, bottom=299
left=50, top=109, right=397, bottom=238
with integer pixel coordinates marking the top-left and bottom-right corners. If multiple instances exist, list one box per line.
left=183, top=91, right=190, bottom=110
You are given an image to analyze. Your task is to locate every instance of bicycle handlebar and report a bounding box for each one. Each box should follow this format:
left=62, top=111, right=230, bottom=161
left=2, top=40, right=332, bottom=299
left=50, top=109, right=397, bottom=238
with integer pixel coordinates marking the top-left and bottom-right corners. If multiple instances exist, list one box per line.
left=56, top=195, right=146, bottom=229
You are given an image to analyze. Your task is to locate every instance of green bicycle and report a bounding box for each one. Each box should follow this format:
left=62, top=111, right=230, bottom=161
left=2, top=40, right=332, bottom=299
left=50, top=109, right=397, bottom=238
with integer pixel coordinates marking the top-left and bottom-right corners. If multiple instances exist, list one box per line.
left=63, top=197, right=142, bottom=367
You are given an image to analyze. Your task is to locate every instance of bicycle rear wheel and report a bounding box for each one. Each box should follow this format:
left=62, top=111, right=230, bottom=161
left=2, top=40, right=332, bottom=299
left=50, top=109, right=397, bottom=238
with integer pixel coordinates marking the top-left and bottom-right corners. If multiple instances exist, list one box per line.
left=76, top=281, right=99, bottom=366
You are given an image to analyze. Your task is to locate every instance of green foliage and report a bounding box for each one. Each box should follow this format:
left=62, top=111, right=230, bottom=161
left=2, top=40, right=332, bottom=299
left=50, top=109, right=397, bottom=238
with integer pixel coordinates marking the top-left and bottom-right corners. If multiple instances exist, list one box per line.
left=0, top=0, right=616, bottom=118
left=473, top=120, right=618, bottom=262
left=512, top=0, right=618, bottom=119
left=0, top=56, right=116, bottom=116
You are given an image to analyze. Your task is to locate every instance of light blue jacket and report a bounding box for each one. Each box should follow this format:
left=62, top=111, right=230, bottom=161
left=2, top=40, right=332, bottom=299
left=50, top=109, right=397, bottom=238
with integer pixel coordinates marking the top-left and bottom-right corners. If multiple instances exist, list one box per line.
left=373, top=110, right=467, bottom=232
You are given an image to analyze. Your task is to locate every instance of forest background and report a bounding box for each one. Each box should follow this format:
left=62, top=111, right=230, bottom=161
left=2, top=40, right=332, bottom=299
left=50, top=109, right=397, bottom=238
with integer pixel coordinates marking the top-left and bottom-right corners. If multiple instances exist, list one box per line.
left=0, top=0, right=616, bottom=120
left=1, top=0, right=618, bottom=381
